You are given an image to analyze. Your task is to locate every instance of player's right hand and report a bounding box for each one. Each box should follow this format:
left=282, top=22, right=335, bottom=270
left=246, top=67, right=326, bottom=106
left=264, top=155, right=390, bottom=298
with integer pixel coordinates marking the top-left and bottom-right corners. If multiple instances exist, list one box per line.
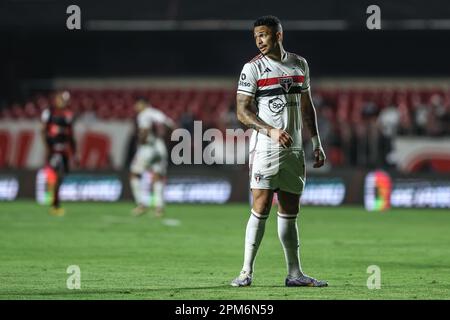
left=269, top=128, right=293, bottom=148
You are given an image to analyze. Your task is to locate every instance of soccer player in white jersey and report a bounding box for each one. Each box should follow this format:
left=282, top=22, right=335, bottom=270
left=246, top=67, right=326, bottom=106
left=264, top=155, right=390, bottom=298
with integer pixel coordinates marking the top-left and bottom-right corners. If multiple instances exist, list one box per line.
left=231, top=16, right=328, bottom=287
left=130, top=97, right=175, bottom=217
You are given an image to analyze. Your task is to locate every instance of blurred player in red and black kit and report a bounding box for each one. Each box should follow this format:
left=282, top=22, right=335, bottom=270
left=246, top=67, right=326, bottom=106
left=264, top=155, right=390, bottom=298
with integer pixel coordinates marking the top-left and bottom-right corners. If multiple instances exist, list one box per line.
left=41, top=91, right=77, bottom=216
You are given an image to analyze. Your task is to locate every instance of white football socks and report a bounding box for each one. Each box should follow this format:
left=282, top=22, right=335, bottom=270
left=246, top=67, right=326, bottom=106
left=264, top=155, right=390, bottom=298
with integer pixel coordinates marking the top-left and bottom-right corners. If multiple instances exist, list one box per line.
left=242, top=209, right=268, bottom=274
left=153, top=180, right=165, bottom=209
left=130, top=176, right=143, bottom=206
left=277, top=213, right=303, bottom=279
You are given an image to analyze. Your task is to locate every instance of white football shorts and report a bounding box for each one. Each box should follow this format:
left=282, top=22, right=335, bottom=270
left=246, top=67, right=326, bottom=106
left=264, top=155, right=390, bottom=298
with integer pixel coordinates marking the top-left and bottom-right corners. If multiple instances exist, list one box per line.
left=130, top=139, right=168, bottom=175
left=249, top=149, right=306, bottom=195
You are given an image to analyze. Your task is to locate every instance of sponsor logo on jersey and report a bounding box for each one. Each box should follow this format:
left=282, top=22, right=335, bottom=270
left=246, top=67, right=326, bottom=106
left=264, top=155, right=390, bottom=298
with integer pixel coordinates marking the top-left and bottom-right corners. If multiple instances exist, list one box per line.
left=268, top=97, right=286, bottom=114
left=239, top=81, right=251, bottom=87
left=262, top=67, right=272, bottom=74
left=278, top=77, right=294, bottom=93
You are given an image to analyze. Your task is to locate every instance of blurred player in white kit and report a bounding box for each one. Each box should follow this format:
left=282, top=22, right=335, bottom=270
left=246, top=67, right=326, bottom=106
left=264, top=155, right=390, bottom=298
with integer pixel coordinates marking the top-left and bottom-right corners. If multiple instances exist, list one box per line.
left=130, top=97, right=175, bottom=217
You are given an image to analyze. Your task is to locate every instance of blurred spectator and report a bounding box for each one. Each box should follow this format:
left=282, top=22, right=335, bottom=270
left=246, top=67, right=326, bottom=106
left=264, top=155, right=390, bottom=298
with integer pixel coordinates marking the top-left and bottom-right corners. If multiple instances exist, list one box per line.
left=377, top=104, right=399, bottom=166
left=397, top=102, right=414, bottom=135
left=412, top=96, right=429, bottom=135
left=428, top=94, right=448, bottom=136
left=179, top=110, right=195, bottom=134
left=361, top=100, right=379, bottom=119
left=378, top=104, right=399, bottom=137
left=440, top=104, right=450, bottom=135
left=316, top=105, right=333, bottom=149
left=223, top=103, right=241, bottom=130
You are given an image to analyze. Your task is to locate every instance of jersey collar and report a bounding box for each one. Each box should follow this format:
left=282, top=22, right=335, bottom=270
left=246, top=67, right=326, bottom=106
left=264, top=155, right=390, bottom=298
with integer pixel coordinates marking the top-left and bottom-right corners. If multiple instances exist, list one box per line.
left=264, top=50, right=288, bottom=64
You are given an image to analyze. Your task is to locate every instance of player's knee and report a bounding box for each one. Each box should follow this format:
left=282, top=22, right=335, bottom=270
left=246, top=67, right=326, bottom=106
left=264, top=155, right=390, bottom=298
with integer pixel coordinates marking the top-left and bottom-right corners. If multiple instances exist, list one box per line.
left=253, top=204, right=269, bottom=215
left=252, top=196, right=272, bottom=215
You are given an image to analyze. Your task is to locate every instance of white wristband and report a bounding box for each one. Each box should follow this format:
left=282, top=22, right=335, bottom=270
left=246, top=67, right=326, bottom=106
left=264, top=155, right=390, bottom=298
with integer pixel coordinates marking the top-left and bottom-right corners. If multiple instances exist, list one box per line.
left=311, top=135, right=322, bottom=150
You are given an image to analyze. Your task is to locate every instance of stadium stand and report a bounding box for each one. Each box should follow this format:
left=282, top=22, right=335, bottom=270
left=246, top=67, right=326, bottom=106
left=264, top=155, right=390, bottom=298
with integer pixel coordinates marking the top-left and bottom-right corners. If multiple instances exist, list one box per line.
left=1, top=86, right=449, bottom=170
left=2, top=87, right=448, bottom=133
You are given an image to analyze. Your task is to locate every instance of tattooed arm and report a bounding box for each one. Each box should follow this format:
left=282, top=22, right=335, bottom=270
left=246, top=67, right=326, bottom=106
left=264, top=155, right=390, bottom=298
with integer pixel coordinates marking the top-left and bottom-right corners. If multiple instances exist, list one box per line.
left=301, top=89, right=319, bottom=137
left=236, top=93, right=293, bottom=148
left=301, top=88, right=326, bottom=168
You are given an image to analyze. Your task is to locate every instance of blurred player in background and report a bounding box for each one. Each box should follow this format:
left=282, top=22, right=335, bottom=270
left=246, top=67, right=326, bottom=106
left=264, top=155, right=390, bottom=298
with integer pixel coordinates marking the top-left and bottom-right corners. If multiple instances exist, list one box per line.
left=130, top=97, right=175, bottom=218
left=41, top=90, right=77, bottom=216
left=231, top=16, right=328, bottom=287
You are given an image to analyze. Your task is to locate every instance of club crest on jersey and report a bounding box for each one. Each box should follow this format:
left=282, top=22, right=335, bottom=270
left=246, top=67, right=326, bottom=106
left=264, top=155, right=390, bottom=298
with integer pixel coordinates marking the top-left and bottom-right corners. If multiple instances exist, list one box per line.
left=278, top=77, right=293, bottom=93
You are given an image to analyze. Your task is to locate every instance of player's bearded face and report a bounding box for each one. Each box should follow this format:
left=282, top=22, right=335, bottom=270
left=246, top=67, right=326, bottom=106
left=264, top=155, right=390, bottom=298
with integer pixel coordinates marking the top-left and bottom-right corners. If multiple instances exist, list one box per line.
left=254, top=26, right=279, bottom=56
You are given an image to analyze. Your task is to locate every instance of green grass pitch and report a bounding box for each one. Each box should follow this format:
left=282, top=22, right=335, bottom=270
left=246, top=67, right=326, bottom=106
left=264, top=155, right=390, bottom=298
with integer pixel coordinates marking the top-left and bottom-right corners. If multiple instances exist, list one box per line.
left=1, top=201, right=449, bottom=299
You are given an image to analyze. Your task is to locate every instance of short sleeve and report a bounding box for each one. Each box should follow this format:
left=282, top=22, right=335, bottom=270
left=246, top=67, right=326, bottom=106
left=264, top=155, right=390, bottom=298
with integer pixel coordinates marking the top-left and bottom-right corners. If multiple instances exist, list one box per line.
left=151, top=109, right=170, bottom=123
left=237, top=63, right=258, bottom=97
left=137, top=111, right=151, bottom=129
left=301, top=59, right=310, bottom=92
left=138, top=108, right=174, bottom=129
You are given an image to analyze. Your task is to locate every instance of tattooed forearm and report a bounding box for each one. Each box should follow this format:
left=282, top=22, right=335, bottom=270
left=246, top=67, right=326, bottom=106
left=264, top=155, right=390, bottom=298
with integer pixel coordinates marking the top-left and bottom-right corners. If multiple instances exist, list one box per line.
left=236, top=93, right=273, bottom=135
left=301, top=90, right=319, bottom=137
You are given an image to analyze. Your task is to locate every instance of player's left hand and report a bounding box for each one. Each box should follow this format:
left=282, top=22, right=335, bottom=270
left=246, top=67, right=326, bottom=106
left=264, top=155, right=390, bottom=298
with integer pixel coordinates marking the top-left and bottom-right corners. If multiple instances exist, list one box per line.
left=313, top=147, right=326, bottom=168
